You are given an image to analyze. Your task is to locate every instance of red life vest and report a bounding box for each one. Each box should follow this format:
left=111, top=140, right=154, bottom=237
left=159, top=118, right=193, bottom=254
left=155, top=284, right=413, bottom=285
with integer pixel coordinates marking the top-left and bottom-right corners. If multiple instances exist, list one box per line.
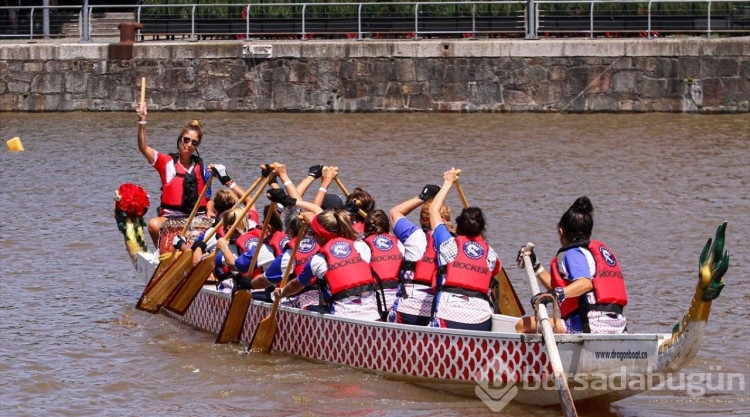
left=409, top=230, right=438, bottom=287
left=549, top=240, right=628, bottom=319
left=235, top=228, right=263, bottom=277
left=365, top=233, right=402, bottom=287
left=267, top=230, right=288, bottom=257
left=352, top=222, right=365, bottom=235
left=441, top=236, right=492, bottom=295
left=320, top=237, right=374, bottom=301
left=289, top=234, right=320, bottom=280
left=160, top=154, right=208, bottom=213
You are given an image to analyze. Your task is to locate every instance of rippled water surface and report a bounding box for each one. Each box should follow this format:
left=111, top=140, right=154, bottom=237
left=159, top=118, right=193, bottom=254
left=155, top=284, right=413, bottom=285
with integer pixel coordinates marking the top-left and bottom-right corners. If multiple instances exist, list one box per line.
left=1, top=112, right=748, bottom=416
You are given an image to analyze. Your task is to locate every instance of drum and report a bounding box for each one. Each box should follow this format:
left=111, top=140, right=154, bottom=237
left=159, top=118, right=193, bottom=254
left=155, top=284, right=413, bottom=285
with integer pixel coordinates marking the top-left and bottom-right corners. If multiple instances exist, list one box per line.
left=157, top=215, right=214, bottom=256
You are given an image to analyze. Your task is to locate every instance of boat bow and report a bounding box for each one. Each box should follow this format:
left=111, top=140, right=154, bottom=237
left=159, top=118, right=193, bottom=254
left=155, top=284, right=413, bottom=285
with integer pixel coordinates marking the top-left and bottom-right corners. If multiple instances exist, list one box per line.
left=114, top=183, right=150, bottom=267
left=656, top=222, right=729, bottom=372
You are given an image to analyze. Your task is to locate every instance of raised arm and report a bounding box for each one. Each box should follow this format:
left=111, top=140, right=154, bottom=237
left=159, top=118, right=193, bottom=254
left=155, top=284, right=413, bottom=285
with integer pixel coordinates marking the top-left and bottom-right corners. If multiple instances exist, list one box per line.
left=136, top=101, right=156, bottom=164
left=430, top=169, right=458, bottom=230
left=296, top=164, right=323, bottom=198
left=311, top=166, right=337, bottom=208
left=390, top=184, right=441, bottom=225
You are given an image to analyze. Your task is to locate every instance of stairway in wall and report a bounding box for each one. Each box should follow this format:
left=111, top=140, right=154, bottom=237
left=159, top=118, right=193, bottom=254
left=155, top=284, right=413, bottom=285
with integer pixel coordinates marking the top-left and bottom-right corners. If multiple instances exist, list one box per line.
left=60, top=12, right=136, bottom=38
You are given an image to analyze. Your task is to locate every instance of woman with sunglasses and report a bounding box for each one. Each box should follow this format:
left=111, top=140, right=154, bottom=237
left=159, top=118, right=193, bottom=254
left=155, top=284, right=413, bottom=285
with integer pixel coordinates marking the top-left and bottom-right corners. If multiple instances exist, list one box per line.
left=136, top=102, right=214, bottom=247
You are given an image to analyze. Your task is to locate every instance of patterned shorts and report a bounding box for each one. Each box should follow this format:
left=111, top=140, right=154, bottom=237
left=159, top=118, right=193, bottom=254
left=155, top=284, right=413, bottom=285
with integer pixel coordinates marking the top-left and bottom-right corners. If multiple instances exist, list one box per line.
left=331, top=292, right=381, bottom=321
left=430, top=292, right=492, bottom=326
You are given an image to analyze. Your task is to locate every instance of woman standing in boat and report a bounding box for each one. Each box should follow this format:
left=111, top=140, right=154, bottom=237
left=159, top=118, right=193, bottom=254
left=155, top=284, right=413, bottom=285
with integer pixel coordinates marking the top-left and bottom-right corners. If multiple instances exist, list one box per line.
left=515, top=196, right=628, bottom=334
left=429, top=168, right=501, bottom=331
left=273, top=202, right=380, bottom=321
left=136, top=102, right=214, bottom=247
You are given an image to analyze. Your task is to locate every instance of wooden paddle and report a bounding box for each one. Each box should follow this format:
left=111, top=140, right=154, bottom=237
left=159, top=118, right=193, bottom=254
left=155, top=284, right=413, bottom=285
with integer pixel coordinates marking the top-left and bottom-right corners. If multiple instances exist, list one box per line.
left=164, top=173, right=276, bottom=315
left=136, top=176, right=214, bottom=312
left=213, top=190, right=277, bottom=342
left=249, top=222, right=307, bottom=353
left=137, top=174, right=266, bottom=313
left=453, top=172, right=525, bottom=317
left=522, top=243, right=577, bottom=416
left=140, top=77, right=146, bottom=104
left=333, top=177, right=368, bottom=218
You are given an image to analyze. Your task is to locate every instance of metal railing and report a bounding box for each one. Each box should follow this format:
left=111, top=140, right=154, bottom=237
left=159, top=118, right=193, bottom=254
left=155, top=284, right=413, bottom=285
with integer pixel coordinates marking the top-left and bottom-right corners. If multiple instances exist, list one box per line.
left=1, top=1, right=748, bottom=42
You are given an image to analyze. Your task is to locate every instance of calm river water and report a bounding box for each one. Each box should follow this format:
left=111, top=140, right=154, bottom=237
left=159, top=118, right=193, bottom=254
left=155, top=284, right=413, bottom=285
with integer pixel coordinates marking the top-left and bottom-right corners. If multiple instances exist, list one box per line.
left=0, top=112, right=748, bottom=417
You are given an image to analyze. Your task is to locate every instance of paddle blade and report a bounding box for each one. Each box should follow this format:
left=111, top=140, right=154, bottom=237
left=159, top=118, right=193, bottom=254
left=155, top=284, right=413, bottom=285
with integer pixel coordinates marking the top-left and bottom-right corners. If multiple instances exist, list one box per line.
left=495, top=268, right=525, bottom=317
left=148, top=252, right=179, bottom=286
left=215, top=289, right=252, bottom=344
left=163, top=254, right=215, bottom=315
left=249, top=314, right=277, bottom=354
left=136, top=250, right=194, bottom=313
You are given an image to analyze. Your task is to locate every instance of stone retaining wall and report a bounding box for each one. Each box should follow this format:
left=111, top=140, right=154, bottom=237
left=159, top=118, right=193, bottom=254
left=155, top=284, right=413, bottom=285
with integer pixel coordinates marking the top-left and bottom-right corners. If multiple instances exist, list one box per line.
left=1, top=38, right=748, bottom=112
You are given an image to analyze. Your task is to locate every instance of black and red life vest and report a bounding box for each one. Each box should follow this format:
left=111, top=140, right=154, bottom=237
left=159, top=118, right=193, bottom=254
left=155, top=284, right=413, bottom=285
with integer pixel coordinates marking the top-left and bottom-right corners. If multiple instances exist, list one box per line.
left=319, top=237, right=374, bottom=301
left=161, top=154, right=208, bottom=214
left=549, top=240, right=628, bottom=319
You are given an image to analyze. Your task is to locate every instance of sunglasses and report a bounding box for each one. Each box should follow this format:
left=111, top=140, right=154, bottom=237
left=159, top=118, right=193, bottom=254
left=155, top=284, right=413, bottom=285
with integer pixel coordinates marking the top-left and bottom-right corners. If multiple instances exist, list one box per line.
left=181, top=136, right=200, bottom=147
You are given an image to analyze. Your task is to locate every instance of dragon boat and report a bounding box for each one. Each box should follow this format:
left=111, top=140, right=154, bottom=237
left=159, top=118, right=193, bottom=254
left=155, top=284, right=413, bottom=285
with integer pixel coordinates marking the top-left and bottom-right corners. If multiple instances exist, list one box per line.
left=115, top=183, right=731, bottom=406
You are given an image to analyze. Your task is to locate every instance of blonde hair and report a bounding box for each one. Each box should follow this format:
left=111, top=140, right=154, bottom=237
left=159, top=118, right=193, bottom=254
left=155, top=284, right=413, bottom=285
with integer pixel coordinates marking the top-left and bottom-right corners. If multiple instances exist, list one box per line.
left=214, top=190, right=238, bottom=215
left=221, top=205, right=248, bottom=238
left=316, top=209, right=360, bottom=240
left=420, top=200, right=454, bottom=234
left=184, top=119, right=203, bottom=140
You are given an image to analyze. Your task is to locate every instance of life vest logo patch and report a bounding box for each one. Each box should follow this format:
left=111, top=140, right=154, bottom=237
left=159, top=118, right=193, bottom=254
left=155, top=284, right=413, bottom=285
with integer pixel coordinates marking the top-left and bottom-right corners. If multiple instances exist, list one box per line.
left=599, top=245, right=617, bottom=267
left=373, top=235, right=393, bottom=251
left=243, top=237, right=259, bottom=253
left=279, top=236, right=290, bottom=252
left=463, top=241, right=484, bottom=260
left=330, top=241, right=351, bottom=258
left=298, top=236, right=316, bottom=253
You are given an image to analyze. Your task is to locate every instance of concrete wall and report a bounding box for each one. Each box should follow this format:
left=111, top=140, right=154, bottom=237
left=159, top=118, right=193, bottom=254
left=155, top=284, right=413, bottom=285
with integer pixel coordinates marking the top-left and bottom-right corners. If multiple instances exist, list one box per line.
left=1, top=38, right=748, bottom=112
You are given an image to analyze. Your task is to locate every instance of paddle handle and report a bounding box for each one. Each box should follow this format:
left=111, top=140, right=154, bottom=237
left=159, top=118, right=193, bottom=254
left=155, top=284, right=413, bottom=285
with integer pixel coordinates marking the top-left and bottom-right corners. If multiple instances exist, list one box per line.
left=270, top=223, right=307, bottom=317
left=334, top=177, right=348, bottom=196
left=140, top=77, right=146, bottom=103
left=522, top=243, right=578, bottom=417
left=225, top=173, right=276, bottom=239
left=179, top=176, right=213, bottom=236
left=205, top=173, right=272, bottom=243
left=238, top=184, right=277, bottom=278
left=451, top=168, right=469, bottom=209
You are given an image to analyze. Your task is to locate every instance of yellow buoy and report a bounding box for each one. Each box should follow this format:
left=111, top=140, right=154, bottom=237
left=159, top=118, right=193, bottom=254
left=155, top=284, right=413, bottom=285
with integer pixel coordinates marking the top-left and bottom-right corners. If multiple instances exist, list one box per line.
left=6, top=137, right=24, bottom=152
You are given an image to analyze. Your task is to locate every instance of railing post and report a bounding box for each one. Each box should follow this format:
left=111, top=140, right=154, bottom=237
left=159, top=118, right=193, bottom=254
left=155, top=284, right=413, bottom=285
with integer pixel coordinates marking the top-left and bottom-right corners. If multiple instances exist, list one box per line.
left=245, top=5, right=250, bottom=40
left=191, top=5, right=197, bottom=42
left=526, top=0, right=538, bottom=39
left=302, top=4, right=307, bottom=40
left=707, top=0, right=713, bottom=38
left=81, top=0, right=90, bottom=42
left=589, top=2, right=594, bottom=39
left=43, top=0, right=50, bottom=39
left=414, top=3, right=419, bottom=40
left=357, top=3, right=364, bottom=40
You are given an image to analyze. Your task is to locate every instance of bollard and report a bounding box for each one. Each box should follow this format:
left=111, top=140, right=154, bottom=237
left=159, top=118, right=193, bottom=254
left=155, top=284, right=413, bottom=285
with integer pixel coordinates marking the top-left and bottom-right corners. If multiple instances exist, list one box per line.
left=118, top=22, right=144, bottom=46
left=109, top=21, right=144, bottom=60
